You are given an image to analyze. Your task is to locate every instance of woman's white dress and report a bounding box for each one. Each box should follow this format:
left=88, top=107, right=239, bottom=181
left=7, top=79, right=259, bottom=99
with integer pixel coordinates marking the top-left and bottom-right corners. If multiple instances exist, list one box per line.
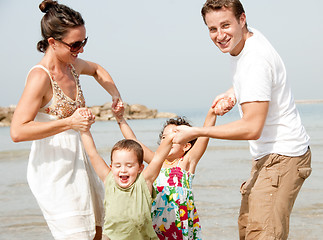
left=26, top=65, right=104, bottom=240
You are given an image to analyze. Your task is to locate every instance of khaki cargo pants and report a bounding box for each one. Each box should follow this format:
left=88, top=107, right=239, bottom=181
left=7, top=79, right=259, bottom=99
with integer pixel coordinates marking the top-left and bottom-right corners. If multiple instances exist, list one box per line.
left=238, top=148, right=311, bottom=240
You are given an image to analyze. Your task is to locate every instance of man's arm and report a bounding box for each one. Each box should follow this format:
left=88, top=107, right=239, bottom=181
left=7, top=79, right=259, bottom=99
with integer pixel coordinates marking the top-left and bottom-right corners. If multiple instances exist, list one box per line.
left=174, top=101, right=269, bottom=143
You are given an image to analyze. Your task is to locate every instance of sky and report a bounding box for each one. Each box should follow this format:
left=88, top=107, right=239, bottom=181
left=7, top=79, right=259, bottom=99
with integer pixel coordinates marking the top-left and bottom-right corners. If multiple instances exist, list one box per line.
left=0, top=0, right=322, bottom=113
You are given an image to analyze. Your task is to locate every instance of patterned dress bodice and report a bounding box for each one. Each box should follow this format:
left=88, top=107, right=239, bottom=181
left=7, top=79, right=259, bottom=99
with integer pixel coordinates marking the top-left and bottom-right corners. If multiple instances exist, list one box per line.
left=36, top=64, right=85, bottom=119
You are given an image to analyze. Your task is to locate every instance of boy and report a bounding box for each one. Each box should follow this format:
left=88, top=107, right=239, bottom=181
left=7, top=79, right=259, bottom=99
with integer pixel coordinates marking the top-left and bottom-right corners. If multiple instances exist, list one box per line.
left=81, top=127, right=175, bottom=240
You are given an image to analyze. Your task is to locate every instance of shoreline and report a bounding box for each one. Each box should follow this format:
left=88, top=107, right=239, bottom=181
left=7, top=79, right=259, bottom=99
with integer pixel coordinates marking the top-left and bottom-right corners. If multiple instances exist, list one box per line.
left=295, top=99, right=323, bottom=104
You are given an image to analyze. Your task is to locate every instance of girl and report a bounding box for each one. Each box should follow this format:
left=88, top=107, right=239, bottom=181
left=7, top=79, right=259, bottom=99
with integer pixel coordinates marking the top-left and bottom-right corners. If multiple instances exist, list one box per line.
left=112, top=104, right=217, bottom=240
left=80, top=124, right=176, bottom=240
left=10, top=1, right=121, bottom=239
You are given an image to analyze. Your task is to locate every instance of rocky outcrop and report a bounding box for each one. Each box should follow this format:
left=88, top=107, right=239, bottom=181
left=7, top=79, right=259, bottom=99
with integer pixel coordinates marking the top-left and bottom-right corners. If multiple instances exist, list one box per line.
left=89, top=102, right=177, bottom=121
left=0, top=106, right=15, bottom=127
left=0, top=103, right=177, bottom=127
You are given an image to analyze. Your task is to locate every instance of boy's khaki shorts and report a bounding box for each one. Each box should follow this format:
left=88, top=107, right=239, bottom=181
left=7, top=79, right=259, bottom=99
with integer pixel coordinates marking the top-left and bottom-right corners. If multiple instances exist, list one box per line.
left=238, top=148, right=311, bottom=240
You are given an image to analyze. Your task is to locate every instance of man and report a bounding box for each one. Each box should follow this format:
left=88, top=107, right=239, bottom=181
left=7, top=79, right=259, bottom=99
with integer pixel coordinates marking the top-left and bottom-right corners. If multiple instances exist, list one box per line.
left=174, top=1, right=311, bottom=239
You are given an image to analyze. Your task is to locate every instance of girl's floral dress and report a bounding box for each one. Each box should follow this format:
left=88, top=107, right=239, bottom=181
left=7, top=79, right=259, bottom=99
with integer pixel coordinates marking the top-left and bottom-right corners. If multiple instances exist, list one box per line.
left=151, top=165, right=202, bottom=240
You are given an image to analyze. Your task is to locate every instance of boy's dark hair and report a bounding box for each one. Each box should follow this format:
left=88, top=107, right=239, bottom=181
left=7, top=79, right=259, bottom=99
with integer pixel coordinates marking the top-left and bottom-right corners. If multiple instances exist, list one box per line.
left=110, top=139, right=144, bottom=165
left=159, top=117, right=197, bottom=154
left=201, top=0, right=246, bottom=25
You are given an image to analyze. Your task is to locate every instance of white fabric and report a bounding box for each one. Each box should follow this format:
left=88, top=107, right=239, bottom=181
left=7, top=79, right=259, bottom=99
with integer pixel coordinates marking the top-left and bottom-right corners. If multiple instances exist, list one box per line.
left=231, top=27, right=310, bottom=159
left=26, top=66, right=105, bottom=240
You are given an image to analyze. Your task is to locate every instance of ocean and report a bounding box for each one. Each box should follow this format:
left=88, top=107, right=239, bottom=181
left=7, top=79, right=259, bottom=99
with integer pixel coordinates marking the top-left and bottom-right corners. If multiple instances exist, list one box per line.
left=0, top=103, right=322, bottom=239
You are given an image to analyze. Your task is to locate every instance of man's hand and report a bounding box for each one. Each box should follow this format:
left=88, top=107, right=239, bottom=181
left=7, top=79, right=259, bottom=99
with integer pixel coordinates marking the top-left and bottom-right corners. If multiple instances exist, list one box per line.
left=212, top=88, right=236, bottom=116
left=173, top=125, right=199, bottom=144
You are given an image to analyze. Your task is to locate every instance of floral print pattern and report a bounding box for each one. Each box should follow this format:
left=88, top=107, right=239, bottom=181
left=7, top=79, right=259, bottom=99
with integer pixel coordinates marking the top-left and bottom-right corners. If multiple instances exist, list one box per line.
left=151, top=167, right=202, bottom=240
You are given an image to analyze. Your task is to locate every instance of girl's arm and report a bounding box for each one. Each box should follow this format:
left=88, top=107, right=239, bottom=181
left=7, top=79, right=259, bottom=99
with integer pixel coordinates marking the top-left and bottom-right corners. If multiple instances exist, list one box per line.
left=80, top=130, right=110, bottom=182
left=143, top=131, right=175, bottom=187
left=76, top=59, right=122, bottom=109
left=185, top=108, right=217, bottom=173
left=10, top=68, right=94, bottom=142
left=113, top=104, right=155, bottom=163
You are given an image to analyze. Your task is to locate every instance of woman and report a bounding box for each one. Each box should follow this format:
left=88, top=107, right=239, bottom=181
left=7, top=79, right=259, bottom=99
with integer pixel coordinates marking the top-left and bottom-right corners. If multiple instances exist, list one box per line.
left=10, top=0, right=122, bottom=239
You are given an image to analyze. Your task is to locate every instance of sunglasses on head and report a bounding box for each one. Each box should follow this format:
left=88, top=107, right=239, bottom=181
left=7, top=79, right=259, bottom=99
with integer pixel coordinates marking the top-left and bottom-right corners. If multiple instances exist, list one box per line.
left=56, top=37, right=88, bottom=52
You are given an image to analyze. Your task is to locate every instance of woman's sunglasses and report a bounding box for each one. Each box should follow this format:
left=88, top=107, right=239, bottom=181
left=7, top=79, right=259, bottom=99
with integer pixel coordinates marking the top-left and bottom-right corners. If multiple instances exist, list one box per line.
left=56, top=37, right=88, bottom=52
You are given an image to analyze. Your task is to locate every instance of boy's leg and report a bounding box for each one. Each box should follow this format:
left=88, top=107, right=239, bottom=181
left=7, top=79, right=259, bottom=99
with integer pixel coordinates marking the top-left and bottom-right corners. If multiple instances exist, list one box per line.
left=93, top=226, right=102, bottom=240
left=241, top=149, right=311, bottom=240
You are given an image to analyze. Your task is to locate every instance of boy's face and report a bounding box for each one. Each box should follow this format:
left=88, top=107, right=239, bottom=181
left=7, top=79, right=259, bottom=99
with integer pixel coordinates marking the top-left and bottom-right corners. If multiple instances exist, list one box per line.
left=111, top=150, right=144, bottom=189
left=205, top=7, right=246, bottom=56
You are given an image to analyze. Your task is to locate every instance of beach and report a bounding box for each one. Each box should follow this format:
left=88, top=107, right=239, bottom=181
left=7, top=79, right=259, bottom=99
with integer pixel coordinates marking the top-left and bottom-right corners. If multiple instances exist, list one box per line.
left=0, top=103, right=322, bottom=239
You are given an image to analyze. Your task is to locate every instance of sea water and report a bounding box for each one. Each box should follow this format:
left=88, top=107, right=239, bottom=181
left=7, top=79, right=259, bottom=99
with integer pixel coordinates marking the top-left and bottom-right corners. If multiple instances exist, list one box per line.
left=0, top=103, right=322, bottom=239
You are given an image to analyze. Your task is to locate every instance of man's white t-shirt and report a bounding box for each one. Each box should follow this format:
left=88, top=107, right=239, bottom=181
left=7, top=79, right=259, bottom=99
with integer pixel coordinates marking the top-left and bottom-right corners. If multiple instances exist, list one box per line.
left=231, top=27, right=309, bottom=160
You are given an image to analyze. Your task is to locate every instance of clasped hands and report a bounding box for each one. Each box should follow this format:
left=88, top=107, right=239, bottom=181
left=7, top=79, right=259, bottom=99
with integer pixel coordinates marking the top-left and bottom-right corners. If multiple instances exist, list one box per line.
left=71, top=98, right=123, bottom=132
left=173, top=90, right=236, bottom=144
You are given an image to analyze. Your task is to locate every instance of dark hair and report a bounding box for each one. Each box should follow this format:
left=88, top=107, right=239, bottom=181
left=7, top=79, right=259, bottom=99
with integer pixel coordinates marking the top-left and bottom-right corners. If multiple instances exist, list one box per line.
left=201, top=0, right=246, bottom=25
left=37, top=0, right=85, bottom=53
left=159, top=117, right=197, bottom=154
left=110, top=139, right=144, bottom=165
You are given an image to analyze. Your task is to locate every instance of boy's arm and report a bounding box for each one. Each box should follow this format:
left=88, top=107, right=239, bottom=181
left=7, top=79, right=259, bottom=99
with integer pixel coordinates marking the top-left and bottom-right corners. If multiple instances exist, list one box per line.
left=143, top=132, right=175, bottom=186
left=113, top=104, right=155, bottom=163
left=80, top=130, right=110, bottom=182
left=186, top=108, right=217, bottom=169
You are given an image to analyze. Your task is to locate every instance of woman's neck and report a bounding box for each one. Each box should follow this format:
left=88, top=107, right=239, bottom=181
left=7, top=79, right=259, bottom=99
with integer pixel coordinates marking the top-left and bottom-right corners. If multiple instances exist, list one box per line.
left=41, top=50, right=70, bottom=74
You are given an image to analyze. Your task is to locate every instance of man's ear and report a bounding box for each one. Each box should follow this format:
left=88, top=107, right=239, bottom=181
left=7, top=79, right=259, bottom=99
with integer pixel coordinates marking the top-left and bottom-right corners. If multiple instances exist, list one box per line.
left=239, top=12, right=247, bottom=27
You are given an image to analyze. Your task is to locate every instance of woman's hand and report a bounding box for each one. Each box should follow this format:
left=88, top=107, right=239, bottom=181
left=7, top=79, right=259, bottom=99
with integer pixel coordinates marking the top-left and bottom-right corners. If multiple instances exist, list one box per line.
left=112, top=100, right=124, bottom=122
left=69, top=108, right=95, bottom=132
left=212, top=88, right=236, bottom=116
left=79, top=108, right=96, bottom=121
left=111, top=97, right=122, bottom=111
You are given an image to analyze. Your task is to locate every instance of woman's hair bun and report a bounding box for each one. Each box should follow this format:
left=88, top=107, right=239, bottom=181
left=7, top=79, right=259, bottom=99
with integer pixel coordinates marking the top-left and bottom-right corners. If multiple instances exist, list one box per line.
left=39, top=0, right=58, bottom=13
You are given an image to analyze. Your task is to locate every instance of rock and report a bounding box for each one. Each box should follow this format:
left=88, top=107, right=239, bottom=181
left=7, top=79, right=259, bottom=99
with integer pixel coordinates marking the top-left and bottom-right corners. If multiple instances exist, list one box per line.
left=128, top=104, right=157, bottom=119
left=0, top=106, right=15, bottom=127
left=89, top=105, right=101, bottom=116
left=156, top=112, right=178, bottom=119
left=0, top=103, right=177, bottom=127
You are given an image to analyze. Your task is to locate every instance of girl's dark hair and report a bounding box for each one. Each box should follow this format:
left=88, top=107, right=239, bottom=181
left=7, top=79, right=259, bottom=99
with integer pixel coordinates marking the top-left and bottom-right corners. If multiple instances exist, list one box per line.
left=159, top=117, right=197, bottom=154
left=37, top=0, right=85, bottom=52
left=111, top=139, right=144, bottom=165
